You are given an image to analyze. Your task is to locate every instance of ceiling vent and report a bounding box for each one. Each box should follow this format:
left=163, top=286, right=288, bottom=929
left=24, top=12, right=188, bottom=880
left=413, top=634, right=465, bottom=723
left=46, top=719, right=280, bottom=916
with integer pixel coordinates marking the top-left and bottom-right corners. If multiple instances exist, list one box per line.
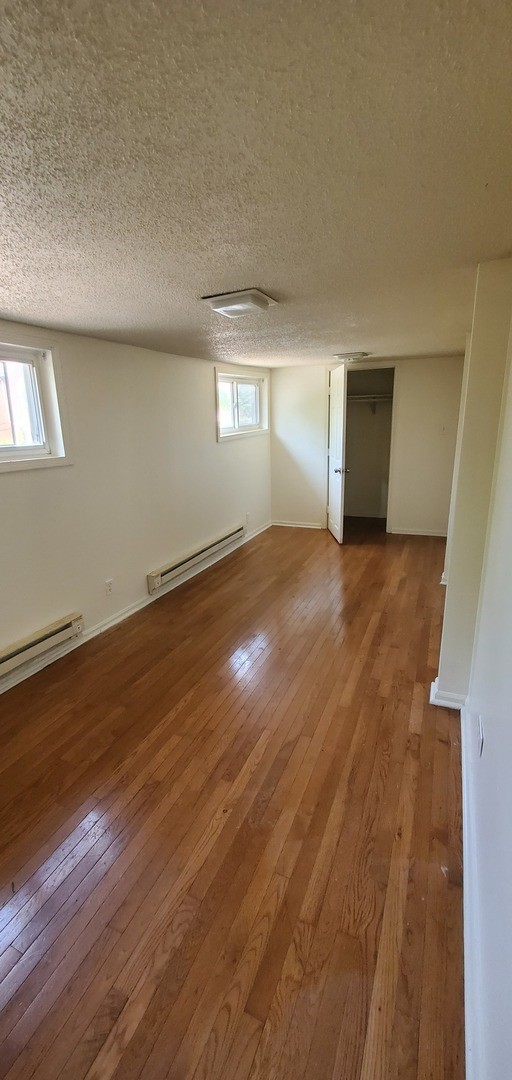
left=202, top=289, right=277, bottom=318
left=333, top=352, right=369, bottom=363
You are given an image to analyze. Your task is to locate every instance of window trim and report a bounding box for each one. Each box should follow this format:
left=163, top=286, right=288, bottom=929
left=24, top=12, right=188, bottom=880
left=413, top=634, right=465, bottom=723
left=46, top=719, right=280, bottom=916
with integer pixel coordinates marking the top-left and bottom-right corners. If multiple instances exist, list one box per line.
left=215, top=368, right=269, bottom=442
left=0, top=340, right=70, bottom=473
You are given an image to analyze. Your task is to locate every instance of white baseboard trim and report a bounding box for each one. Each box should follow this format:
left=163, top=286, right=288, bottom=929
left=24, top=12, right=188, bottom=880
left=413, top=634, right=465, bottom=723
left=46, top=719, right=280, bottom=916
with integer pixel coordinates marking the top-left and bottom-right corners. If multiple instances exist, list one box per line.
left=271, top=520, right=324, bottom=529
left=440, top=570, right=448, bottom=585
left=0, top=521, right=272, bottom=696
left=429, top=676, right=466, bottom=710
left=461, top=706, right=483, bottom=1080
left=388, top=527, right=448, bottom=537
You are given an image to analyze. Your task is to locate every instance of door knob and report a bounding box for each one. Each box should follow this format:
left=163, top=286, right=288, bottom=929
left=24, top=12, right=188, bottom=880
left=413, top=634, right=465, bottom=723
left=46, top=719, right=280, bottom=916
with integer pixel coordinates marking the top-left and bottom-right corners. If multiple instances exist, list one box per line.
left=334, top=467, right=341, bottom=474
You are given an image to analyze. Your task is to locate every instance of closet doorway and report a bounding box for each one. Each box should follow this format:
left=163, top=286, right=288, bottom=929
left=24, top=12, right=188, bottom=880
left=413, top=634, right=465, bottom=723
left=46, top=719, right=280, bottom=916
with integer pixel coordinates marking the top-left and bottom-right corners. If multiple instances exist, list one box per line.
left=345, top=366, right=394, bottom=533
left=327, top=365, right=395, bottom=543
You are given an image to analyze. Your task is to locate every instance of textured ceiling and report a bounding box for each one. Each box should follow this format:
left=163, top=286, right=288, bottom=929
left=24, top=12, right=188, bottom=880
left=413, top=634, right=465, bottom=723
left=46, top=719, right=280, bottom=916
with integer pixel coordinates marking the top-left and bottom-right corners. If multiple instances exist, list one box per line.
left=1, top=0, right=512, bottom=366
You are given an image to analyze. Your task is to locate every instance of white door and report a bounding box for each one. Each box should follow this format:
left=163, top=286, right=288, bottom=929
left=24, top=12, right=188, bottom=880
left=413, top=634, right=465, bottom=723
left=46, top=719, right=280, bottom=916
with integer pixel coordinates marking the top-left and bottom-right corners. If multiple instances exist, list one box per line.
left=327, top=365, right=347, bottom=544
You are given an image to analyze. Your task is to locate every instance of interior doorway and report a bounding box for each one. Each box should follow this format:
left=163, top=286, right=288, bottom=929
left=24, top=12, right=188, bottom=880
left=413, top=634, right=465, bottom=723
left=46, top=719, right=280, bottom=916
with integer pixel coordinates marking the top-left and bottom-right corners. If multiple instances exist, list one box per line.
left=327, top=365, right=395, bottom=544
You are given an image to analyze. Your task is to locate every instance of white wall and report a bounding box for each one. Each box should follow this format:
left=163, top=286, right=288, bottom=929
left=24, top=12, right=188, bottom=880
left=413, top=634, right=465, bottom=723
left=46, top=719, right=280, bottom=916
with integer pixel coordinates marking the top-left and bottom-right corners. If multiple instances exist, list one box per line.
left=344, top=399, right=392, bottom=518
left=441, top=333, right=472, bottom=584
left=435, top=259, right=512, bottom=701
left=387, top=355, right=463, bottom=536
left=271, top=357, right=462, bottom=536
left=0, top=319, right=271, bottom=652
left=270, top=366, right=328, bottom=527
left=462, top=309, right=512, bottom=1080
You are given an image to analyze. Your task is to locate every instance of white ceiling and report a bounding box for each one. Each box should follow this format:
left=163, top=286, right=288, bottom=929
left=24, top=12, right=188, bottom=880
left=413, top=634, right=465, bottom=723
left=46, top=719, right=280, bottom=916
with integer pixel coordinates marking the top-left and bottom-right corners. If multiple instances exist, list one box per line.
left=1, top=1, right=511, bottom=367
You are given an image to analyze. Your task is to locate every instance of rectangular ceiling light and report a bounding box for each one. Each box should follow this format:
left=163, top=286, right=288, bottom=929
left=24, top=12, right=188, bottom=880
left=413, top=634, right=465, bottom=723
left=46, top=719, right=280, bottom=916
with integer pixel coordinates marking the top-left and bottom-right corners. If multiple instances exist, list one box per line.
left=202, top=288, right=277, bottom=318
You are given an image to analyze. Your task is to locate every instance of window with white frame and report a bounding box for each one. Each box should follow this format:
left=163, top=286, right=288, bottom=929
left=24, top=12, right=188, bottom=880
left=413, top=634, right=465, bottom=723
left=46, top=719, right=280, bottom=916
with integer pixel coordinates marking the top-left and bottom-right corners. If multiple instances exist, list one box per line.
left=216, top=370, right=268, bottom=439
left=0, top=343, right=66, bottom=470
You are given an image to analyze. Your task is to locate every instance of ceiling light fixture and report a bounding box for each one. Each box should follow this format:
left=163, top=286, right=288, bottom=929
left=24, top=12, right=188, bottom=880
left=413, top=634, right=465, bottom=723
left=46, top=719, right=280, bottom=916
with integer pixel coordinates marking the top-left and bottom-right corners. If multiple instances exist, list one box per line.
left=333, top=352, right=369, bottom=363
left=202, top=288, right=277, bottom=318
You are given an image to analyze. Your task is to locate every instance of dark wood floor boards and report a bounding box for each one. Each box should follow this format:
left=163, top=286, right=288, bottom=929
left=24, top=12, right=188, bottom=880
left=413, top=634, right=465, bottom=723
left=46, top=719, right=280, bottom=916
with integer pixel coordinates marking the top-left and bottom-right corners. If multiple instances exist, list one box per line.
left=0, top=523, right=463, bottom=1079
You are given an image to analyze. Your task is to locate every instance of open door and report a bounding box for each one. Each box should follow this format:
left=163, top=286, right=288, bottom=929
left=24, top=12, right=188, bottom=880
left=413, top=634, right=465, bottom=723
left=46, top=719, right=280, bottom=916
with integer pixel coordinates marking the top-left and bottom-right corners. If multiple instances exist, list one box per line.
left=327, top=365, right=347, bottom=544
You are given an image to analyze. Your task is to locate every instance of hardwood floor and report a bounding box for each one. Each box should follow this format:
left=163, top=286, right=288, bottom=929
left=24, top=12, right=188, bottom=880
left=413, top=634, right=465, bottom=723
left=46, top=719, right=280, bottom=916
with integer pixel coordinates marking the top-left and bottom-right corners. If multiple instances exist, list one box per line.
left=0, top=524, right=464, bottom=1079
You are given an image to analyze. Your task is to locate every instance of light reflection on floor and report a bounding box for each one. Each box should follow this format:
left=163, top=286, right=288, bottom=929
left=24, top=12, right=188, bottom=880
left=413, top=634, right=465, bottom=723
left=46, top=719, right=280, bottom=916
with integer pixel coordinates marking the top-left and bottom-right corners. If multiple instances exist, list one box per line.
left=228, top=631, right=270, bottom=677
left=1, top=805, right=105, bottom=926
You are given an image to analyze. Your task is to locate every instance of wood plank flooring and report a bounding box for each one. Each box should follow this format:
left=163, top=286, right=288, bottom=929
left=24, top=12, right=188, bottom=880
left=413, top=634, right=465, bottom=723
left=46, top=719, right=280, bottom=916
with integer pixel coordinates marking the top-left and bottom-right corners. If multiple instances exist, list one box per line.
left=0, top=523, right=464, bottom=1079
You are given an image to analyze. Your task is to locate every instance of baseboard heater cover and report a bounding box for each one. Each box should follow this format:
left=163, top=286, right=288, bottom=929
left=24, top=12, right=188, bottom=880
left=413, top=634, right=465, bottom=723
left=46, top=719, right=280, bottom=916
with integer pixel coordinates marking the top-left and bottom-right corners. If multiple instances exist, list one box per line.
left=0, top=613, right=83, bottom=676
left=147, top=525, right=245, bottom=595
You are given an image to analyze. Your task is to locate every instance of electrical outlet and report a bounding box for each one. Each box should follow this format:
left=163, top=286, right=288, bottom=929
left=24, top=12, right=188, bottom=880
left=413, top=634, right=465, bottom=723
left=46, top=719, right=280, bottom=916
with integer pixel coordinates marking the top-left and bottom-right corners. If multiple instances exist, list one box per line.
left=105, top=579, right=113, bottom=596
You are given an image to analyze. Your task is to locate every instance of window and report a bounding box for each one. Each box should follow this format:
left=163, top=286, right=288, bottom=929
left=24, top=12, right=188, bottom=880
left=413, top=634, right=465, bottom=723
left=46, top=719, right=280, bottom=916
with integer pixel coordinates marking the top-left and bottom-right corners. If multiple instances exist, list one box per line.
left=216, top=371, right=268, bottom=439
left=0, top=343, right=66, bottom=471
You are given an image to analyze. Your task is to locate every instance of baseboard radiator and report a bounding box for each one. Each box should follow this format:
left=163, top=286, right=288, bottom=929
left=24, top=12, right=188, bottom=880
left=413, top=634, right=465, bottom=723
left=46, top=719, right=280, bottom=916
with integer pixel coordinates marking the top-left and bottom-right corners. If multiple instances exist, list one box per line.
left=147, top=525, right=245, bottom=595
left=0, top=613, right=83, bottom=676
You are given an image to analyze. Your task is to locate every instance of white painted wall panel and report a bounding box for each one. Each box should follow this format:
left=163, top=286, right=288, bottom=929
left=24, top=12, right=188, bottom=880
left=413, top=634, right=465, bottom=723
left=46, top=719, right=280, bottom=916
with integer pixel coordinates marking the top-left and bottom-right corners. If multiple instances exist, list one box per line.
left=463, top=306, right=512, bottom=1080
left=387, top=355, right=463, bottom=536
left=437, top=260, right=512, bottom=698
left=270, top=366, right=328, bottom=528
left=0, top=319, right=271, bottom=650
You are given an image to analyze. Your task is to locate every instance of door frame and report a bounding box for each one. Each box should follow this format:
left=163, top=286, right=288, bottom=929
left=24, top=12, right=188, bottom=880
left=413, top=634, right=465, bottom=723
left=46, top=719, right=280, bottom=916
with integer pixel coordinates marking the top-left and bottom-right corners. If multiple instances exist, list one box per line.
left=327, top=365, right=347, bottom=543
left=326, top=359, right=399, bottom=534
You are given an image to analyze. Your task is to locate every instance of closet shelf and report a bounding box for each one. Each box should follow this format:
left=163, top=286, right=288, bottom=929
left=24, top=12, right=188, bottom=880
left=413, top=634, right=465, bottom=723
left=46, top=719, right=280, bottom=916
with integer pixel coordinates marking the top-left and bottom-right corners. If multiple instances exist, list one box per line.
left=347, top=393, right=393, bottom=403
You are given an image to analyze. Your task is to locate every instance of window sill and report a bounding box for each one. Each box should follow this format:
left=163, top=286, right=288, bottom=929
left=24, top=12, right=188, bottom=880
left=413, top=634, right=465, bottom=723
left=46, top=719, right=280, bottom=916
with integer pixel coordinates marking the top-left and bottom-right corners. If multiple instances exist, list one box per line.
left=0, top=453, right=72, bottom=475
left=217, top=428, right=270, bottom=443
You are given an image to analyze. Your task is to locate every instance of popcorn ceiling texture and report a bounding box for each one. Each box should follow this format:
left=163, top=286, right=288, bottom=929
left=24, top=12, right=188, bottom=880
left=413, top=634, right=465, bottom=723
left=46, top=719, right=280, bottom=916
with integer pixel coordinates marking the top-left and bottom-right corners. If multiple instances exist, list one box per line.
left=1, top=0, right=511, bottom=366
